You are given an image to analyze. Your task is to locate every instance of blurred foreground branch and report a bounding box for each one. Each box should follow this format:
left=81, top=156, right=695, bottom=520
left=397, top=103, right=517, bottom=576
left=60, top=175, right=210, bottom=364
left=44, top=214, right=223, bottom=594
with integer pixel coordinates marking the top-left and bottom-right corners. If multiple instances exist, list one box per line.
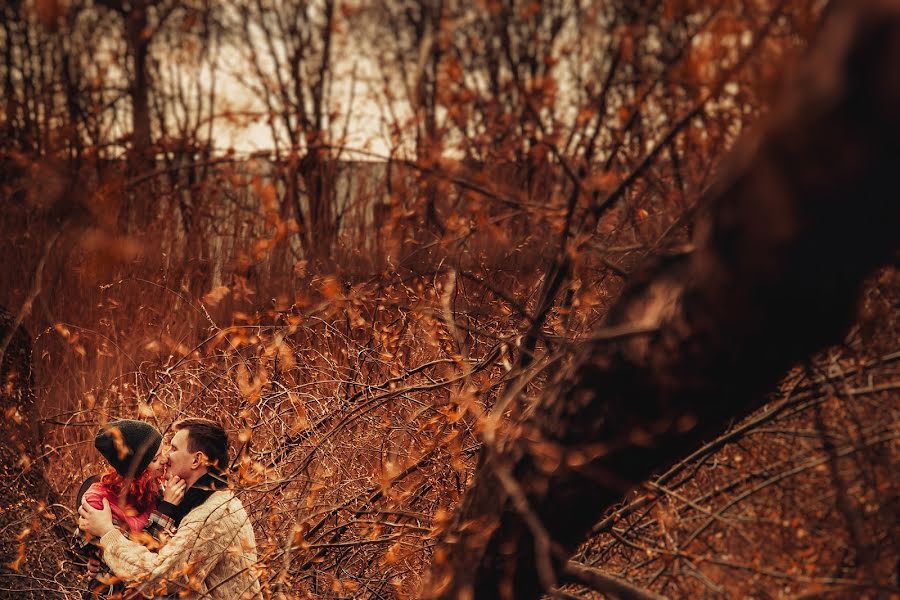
left=427, top=2, right=900, bottom=598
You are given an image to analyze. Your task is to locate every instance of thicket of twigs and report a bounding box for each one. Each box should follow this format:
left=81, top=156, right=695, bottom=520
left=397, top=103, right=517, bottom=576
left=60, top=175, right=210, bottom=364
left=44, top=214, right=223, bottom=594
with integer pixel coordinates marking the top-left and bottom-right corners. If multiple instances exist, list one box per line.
left=1, top=0, right=898, bottom=598
left=17, top=221, right=899, bottom=600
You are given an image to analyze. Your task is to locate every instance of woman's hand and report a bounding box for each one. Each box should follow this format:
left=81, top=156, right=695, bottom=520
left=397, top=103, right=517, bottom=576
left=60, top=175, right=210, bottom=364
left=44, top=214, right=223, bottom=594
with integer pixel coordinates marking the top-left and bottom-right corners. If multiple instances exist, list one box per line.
left=85, top=557, right=101, bottom=578
left=163, top=475, right=187, bottom=505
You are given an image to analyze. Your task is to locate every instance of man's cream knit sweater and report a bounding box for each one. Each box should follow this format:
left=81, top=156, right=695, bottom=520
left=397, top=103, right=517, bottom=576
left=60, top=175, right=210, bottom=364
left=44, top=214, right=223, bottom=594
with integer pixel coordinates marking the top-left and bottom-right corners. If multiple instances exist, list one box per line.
left=100, top=490, right=262, bottom=599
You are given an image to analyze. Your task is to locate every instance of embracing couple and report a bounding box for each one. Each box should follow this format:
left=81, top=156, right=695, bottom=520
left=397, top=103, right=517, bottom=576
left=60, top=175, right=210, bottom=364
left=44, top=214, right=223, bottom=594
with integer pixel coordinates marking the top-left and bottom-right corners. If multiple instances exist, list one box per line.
left=75, top=418, right=262, bottom=599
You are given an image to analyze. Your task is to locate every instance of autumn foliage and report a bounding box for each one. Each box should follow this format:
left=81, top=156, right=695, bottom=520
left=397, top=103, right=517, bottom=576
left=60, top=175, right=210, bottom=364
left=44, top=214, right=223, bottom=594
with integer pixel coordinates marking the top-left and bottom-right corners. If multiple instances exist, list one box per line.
left=1, top=1, right=897, bottom=599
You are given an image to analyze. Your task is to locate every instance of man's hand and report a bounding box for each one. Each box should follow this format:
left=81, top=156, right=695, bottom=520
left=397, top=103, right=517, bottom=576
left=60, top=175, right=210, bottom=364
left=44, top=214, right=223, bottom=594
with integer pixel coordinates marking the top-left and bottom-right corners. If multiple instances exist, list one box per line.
left=163, top=475, right=187, bottom=505
left=78, top=498, right=115, bottom=539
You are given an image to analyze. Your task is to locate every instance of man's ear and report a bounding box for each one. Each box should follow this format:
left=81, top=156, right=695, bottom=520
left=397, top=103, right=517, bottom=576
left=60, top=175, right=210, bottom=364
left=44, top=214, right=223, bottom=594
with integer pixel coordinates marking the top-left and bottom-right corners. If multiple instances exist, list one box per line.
left=192, top=451, right=203, bottom=469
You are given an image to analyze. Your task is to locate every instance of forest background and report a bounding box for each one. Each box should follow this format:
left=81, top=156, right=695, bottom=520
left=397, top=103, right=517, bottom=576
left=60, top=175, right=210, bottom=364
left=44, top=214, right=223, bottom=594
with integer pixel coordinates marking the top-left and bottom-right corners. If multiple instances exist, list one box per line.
left=0, top=0, right=898, bottom=598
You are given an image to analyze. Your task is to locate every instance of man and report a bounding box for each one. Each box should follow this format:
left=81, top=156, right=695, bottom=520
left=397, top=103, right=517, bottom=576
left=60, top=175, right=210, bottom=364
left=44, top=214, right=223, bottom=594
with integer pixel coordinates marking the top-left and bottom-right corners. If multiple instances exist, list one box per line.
left=79, top=418, right=262, bottom=599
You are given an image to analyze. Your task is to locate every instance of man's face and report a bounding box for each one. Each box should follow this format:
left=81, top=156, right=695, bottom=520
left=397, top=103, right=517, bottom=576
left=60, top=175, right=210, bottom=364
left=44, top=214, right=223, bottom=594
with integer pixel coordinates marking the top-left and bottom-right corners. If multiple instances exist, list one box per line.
left=166, top=429, right=199, bottom=481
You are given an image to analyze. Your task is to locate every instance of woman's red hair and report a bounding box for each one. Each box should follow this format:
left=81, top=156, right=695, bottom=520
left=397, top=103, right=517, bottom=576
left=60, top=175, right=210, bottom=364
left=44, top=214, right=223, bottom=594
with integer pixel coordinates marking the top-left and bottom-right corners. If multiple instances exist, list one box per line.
left=99, top=466, right=161, bottom=514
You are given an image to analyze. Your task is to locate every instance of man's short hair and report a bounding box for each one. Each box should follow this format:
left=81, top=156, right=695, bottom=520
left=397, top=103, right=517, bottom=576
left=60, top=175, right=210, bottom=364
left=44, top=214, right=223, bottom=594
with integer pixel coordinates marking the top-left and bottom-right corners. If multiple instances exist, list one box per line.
left=173, top=418, right=229, bottom=474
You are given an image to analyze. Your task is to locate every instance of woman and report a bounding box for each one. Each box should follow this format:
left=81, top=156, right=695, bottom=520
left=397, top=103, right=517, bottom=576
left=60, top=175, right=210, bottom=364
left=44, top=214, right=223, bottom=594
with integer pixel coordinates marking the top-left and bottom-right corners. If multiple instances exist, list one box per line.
left=76, top=419, right=186, bottom=598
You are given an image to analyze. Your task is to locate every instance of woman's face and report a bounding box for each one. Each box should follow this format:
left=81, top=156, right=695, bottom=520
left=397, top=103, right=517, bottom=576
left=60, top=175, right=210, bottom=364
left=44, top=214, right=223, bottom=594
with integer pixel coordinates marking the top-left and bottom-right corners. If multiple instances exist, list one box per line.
left=146, top=447, right=167, bottom=480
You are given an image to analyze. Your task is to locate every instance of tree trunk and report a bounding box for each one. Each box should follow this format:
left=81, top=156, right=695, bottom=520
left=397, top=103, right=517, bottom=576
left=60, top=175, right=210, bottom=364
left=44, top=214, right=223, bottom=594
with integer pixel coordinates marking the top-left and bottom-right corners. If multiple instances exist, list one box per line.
left=427, top=2, right=900, bottom=598
left=124, top=2, right=155, bottom=231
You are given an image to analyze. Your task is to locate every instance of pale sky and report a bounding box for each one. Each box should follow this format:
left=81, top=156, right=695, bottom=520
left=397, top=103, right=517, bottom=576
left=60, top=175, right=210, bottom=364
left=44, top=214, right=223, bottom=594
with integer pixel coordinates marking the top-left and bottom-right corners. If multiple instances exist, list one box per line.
left=200, top=23, right=403, bottom=161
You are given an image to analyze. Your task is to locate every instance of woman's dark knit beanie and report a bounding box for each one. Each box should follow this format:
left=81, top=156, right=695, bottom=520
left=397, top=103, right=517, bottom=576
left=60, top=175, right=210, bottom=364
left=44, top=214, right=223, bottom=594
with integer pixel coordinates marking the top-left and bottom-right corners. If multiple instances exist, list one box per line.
left=94, top=420, right=162, bottom=477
